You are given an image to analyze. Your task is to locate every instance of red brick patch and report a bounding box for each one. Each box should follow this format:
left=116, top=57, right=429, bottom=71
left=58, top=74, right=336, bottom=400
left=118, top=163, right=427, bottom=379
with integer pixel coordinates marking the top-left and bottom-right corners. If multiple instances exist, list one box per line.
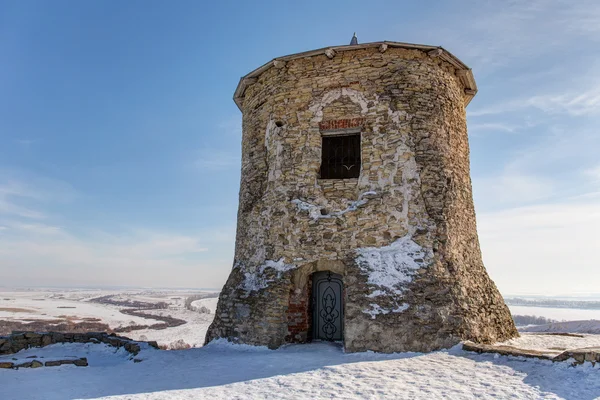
left=319, top=118, right=365, bottom=131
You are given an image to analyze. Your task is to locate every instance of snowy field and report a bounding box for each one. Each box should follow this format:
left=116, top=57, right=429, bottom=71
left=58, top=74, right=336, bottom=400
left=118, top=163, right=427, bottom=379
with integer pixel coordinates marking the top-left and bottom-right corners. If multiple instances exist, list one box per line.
left=125, top=308, right=214, bottom=348
left=1, top=338, right=599, bottom=400
left=0, top=290, right=153, bottom=326
left=0, top=288, right=218, bottom=348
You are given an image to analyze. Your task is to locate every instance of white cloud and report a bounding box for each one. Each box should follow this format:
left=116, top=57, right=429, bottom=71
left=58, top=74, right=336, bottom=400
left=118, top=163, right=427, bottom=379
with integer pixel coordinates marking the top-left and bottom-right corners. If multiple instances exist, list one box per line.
left=0, top=171, right=78, bottom=220
left=194, top=150, right=239, bottom=170
left=584, top=164, right=600, bottom=182
left=474, top=172, right=554, bottom=208
left=0, top=225, right=235, bottom=288
left=8, top=222, right=63, bottom=235
left=0, top=172, right=235, bottom=288
left=478, top=196, right=600, bottom=295
left=469, top=80, right=600, bottom=118
left=468, top=123, right=517, bottom=134
left=430, top=0, right=600, bottom=71
left=0, top=181, right=46, bottom=219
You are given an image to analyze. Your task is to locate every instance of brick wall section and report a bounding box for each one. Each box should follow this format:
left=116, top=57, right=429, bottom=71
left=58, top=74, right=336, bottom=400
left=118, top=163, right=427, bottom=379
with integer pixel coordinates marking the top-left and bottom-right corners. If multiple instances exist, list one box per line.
left=286, top=275, right=312, bottom=343
left=319, top=118, right=365, bottom=131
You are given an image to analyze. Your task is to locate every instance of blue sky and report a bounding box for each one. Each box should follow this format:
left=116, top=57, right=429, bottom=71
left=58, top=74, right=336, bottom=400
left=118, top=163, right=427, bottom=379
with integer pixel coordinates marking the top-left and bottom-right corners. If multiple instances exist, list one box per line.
left=1, top=0, right=598, bottom=294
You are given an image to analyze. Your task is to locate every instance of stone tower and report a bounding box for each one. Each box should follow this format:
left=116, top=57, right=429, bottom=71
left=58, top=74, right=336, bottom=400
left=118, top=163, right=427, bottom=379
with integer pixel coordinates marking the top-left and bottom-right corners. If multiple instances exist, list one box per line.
left=205, top=38, right=518, bottom=353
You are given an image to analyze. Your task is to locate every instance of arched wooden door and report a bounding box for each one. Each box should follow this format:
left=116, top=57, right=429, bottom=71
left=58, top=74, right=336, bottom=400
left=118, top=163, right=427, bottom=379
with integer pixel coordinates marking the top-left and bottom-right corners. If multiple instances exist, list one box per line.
left=312, top=271, right=343, bottom=341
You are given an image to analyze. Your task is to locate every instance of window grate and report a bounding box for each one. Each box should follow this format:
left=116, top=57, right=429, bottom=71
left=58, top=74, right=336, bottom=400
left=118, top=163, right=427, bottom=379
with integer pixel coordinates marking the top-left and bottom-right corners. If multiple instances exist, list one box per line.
left=320, top=134, right=361, bottom=179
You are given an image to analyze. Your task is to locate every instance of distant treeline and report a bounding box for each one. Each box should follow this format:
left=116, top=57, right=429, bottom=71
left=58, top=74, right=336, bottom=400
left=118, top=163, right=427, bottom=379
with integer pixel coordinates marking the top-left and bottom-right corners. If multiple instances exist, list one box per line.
left=114, top=309, right=186, bottom=333
left=184, top=293, right=219, bottom=314
left=89, top=295, right=169, bottom=310
left=511, top=314, right=560, bottom=326
left=505, top=298, right=600, bottom=310
left=88, top=295, right=183, bottom=332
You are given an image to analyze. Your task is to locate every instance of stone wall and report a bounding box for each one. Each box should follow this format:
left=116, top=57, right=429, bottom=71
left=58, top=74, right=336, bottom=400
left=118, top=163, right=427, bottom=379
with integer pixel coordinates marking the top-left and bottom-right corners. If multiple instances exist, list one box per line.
left=205, top=45, right=518, bottom=352
left=0, top=331, right=158, bottom=357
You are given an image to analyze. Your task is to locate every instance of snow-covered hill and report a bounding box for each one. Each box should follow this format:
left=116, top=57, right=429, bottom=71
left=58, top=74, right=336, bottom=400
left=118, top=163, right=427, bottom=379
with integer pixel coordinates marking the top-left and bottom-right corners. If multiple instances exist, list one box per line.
left=1, top=336, right=599, bottom=399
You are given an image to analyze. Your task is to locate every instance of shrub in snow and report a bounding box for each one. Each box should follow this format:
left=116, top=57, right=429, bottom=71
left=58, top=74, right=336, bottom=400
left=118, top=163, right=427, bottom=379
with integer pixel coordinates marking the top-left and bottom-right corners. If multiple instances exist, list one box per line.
left=169, top=339, right=191, bottom=350
left=197, top=306, right=211, bottom=314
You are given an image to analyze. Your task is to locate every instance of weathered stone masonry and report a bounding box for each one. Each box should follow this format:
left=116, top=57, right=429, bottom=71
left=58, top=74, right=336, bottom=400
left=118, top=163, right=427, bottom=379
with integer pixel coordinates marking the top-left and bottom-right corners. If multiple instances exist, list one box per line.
left=205, top=41, right=518, bottom=352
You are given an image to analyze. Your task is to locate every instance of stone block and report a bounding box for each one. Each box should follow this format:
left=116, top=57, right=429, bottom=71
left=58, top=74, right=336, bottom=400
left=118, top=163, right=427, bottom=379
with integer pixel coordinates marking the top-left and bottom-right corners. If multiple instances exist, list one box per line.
left=73, top=358, right=88, bottom=367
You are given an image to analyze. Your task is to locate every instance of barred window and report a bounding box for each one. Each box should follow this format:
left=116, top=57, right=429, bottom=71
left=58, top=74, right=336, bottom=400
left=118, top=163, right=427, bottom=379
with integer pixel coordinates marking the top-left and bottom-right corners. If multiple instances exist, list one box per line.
left=320, top=133, right=361, bottom=179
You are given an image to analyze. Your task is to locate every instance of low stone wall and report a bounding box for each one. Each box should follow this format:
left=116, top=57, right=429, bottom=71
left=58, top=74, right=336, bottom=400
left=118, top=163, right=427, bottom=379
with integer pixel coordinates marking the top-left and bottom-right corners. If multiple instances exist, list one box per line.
left=0, top=357, right=88, bottom=369
left=462, top=341, right=553, bottom=361
left=554, top=347, right=600, bottom=365
left=463, top=341, right=600, bottom=366
left=0, top=331, right=159, bottom=369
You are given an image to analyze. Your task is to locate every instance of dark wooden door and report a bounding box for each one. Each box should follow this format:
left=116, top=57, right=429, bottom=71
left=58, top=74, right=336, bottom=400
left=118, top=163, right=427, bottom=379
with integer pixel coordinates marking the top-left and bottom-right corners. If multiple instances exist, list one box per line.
left=312, top=271, right=343, bottom=341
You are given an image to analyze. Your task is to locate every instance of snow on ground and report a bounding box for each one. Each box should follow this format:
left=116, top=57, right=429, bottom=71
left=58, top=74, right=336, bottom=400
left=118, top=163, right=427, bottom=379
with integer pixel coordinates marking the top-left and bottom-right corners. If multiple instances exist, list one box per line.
left=1, top=340, right=599, bottom=400
left=521, top=320, right=600, bottom=335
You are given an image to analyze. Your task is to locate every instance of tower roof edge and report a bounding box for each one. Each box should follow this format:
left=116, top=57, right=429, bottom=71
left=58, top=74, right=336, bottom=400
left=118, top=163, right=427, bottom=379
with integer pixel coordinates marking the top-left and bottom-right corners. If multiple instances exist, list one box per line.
left=233, top=41, right=477, bottom=111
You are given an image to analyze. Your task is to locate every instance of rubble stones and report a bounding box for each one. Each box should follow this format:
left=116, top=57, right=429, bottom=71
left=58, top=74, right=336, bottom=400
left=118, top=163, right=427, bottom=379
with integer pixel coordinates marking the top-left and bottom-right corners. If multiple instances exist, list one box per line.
left=44, top=360, right=63, bottom=367
left=0, top=331, right=158, bottom=365
left=73, top=358, right=88, bottom=367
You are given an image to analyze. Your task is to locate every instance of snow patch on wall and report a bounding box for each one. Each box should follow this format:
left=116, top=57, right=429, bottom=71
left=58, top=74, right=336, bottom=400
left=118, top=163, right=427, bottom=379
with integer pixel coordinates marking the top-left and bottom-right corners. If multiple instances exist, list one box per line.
left=363, top=302, right=409, bottom=319
left=290, top=199, right=322, bottom=220
left=393, top=303, right=410, bottom=313
left=237, top=259, right=296, bottom=295
left=356, top=235, right=431, bottom=318
left=356, top=235, right=429, bottom=293
left=364, top=304, right=390, bottom=318
left=291, top=191, right=377, bottom=220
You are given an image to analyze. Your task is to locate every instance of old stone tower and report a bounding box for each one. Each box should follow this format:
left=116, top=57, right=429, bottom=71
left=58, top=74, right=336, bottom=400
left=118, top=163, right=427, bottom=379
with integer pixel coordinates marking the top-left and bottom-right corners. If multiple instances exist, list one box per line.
left=205, top=38, right=518, bottom=353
